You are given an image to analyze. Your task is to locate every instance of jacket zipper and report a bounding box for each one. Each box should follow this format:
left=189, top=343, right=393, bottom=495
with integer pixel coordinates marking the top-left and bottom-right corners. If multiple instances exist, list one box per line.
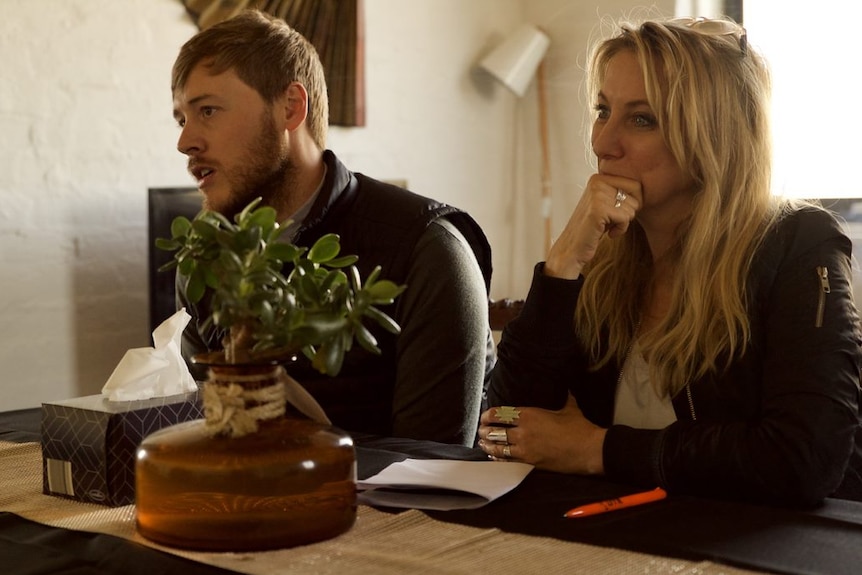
left=815, top=266, right=830, bottom=328
left=616, top=338, right=637, bottom=388
left=680, top=266, right=830, bottom=421
left=685, top=384, right=697, bottom=421
left=615, top=321, right=641, bottom=393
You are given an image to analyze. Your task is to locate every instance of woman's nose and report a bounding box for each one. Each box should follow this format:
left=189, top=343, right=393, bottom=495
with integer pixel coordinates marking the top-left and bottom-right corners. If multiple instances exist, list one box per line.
left=591, top=121, right=622, bottom=159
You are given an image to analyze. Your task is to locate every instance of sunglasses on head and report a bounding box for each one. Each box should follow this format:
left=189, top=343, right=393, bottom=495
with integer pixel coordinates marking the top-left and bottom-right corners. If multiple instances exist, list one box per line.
left=668, top=17, right=747, bottom=54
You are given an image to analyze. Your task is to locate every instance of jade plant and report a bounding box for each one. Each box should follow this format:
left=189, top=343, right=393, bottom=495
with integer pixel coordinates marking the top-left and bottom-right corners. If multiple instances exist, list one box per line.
left=155, top=197, right=405, bottom=375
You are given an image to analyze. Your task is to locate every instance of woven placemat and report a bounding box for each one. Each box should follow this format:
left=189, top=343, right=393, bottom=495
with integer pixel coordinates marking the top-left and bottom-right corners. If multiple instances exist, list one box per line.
left=0, top=441, right=767, bottom=574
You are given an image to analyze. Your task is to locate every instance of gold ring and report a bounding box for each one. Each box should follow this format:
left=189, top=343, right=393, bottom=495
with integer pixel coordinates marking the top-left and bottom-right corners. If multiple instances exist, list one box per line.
left=502, top=444, right=512, bottom=458
left=495, top=406, right=521, bottom=425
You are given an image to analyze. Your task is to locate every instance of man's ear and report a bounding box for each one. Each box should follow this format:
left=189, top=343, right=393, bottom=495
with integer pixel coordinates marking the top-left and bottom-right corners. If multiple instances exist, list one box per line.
left=278, top=82, right=308, bottom=132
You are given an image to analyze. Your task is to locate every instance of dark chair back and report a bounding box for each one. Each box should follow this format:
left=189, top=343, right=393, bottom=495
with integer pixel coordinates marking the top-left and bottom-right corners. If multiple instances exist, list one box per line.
left=488, top=298, right=525, bottom=331
left=148, top=187, right=202, bottom=335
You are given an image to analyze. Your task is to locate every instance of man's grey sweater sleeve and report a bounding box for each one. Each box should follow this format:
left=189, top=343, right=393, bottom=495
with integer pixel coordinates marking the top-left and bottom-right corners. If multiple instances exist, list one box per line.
left=389, top=219, right=491, bottom=446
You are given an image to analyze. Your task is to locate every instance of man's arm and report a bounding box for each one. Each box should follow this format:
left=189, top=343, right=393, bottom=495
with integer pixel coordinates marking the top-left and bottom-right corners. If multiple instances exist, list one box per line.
left=390, top=219, right=491, bottom=446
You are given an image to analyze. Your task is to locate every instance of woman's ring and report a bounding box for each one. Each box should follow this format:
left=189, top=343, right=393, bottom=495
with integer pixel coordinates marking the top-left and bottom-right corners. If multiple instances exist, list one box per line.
left=487, top=428, right=509, bottom=443
left=502, top=444, right=512, bottom=458
left=495, top=406, right=521, bottom=424
left=614, top=189, right=627, bottom=208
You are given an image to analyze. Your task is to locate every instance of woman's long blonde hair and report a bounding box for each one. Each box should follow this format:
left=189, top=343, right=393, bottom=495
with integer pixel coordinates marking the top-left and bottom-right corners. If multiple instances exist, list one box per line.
left=576, top=18, right=781, bottom=397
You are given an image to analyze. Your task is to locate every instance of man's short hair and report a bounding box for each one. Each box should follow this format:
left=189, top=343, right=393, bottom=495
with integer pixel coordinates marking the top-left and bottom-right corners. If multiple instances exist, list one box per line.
left=172, top=9, right=328, bottom=149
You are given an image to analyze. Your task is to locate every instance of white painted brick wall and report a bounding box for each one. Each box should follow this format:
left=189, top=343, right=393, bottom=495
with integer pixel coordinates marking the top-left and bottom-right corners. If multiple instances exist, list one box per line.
left=1, top=0, right=193, bottom=410
left=0, top=0, right=527, bottom=409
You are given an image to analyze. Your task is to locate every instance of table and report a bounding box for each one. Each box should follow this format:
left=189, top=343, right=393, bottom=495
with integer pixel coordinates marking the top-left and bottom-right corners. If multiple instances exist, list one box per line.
left=3, top=407, right=862, bottom=575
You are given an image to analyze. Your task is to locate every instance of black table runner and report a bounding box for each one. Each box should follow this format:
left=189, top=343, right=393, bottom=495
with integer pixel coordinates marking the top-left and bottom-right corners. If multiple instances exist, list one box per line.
left=427, top=470, right=862, bottom=575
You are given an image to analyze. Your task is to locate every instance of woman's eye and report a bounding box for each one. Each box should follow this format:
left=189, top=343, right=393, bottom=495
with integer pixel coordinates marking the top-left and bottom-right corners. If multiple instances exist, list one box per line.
left=633, top=113, right=656, bottom=128
left=594, top=104, right=610, bottom=120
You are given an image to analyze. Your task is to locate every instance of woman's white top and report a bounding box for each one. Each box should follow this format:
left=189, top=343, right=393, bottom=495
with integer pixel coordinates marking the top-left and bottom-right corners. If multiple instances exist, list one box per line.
left=612, top=342, right=677, bottom=429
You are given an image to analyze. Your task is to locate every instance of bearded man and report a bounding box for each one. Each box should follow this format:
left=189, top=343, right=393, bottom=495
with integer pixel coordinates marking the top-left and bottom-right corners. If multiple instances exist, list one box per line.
left=171, top=9, right=493, bottom=446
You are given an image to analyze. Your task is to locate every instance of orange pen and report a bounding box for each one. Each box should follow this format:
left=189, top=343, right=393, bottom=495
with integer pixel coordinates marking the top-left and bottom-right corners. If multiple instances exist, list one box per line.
left=563, top=487, right=668, bottom=518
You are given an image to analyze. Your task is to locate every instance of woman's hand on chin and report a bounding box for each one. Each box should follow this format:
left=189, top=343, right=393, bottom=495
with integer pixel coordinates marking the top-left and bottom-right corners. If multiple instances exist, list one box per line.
left=545, top=174, right=641, bottom=280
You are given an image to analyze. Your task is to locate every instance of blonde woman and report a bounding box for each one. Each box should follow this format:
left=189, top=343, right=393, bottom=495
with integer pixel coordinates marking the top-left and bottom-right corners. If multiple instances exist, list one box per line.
left=478, top=17, right=862, bottom=506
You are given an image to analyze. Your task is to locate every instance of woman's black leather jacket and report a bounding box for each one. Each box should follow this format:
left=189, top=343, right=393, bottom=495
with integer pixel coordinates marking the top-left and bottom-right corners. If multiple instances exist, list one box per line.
left=489, top=207, right=862, bottom=507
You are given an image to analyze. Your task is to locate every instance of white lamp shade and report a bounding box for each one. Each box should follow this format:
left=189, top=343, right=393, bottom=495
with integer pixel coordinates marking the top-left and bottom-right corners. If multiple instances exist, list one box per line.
left=479, top=24, right=550, bottom=97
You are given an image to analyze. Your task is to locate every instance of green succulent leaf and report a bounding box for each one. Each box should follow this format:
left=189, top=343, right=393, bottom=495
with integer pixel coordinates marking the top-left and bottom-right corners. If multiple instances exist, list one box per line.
left=155, top=237, right=181, bottom=251
left=318, top=333, right=346, bottom=375
left=244, top=205, right=278, bottom=231
left=269, top=223, right=295, bottom=244
left=191, top=219, right=219, bottom=241
left=237, top=197, right=263, bottom=222
left=294, top=258, right=316, bottom=278
left=354, top=322, right=380, bottom=354
left=365, top=266, right=382, bottom=286
left=325, top=255, right=359, bottom=268
left=177, top=256, right=195, bottom=276
left=267, top=242, right=302, bottom=262
left=301, top=316, right=349, bottom=339
left=157, top=259, right=179, bottom=273
left=259, top=300, right=274, bottom=324
left=220, top=250, right=243, bottom=270
left=320, top=269, right=347, bottom=292
left=348, top=266, right=362, bottom=291
left=308, top=233, right=341, bottom=263
left=203, top=266, right=219, bottom=289
left=364, top=305, right=401, bottom=335
left=233, top=227, right=261, bottom=252
left=367, top=280, right=406, bottom=303
left=210, top=211, right=234, bottom=229
left=170, top=216, right=192, bottom=239
left=299, top=273, right=320, bottom=301
left=187, top=273, right=207, bottom=304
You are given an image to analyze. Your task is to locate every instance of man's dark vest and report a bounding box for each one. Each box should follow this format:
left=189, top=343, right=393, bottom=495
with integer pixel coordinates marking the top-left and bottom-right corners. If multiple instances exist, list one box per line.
left=288, top=151, right=492, bottom=435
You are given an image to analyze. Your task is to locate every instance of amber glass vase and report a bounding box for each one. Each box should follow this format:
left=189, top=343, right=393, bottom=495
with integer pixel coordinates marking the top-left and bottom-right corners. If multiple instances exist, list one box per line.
left=135, top=361, right=356, bottom=551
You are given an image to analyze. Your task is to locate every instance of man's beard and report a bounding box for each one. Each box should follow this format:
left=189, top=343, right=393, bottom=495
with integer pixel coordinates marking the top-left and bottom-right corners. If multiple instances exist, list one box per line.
left=206, top=108, right=297, bottom=221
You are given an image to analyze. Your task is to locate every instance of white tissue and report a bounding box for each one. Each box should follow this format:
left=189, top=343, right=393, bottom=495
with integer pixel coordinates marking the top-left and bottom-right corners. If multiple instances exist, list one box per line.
left=101, top=308, right=198, bottom=401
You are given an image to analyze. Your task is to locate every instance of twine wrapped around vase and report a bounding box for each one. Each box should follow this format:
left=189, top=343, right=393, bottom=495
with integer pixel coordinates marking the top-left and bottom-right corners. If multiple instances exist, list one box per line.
left=202, top=365, right=287, bottom=438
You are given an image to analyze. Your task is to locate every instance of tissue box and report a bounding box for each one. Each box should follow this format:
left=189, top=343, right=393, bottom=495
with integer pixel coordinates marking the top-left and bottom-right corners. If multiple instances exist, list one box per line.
left=41, top=391, right=202, bottom=506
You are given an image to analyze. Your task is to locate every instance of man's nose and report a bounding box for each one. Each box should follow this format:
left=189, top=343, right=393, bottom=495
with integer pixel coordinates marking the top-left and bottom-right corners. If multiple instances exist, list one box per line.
left=177, top=123, right=202, bottom=156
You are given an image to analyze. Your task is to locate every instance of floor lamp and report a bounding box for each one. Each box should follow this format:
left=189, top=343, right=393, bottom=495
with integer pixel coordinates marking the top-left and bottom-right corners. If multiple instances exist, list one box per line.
left=479, top=24, right=552, bottom=255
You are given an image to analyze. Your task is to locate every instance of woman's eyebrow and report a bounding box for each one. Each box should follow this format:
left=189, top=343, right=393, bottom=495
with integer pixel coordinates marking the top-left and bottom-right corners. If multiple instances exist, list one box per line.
left=596, top=91, right=651, bottom=110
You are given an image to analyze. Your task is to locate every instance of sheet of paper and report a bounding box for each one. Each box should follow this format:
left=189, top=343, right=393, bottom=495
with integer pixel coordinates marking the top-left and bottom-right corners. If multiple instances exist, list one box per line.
left=357, top=458, right=533, bottom=510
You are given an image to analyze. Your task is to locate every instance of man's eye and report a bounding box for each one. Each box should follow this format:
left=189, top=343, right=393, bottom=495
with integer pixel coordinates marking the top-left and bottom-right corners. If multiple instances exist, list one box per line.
left=176, top=118, right=186, bottom=128
left=201, top=107, right=216, bottom=118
